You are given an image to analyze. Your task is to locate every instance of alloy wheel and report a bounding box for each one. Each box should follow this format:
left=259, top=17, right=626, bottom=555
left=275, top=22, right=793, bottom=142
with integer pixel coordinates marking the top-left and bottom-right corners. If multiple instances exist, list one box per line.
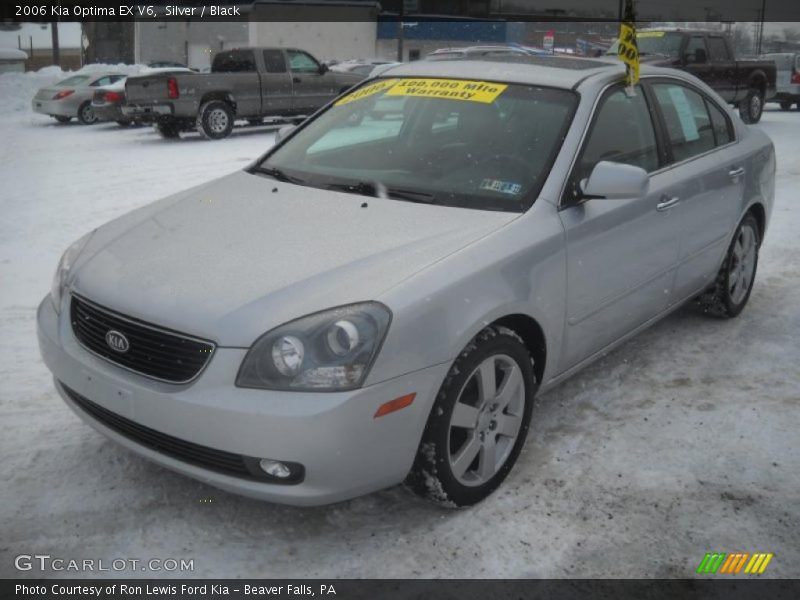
left=729, top=222, right=757, bottom=305
left=447, top=354, right=525, bottom=487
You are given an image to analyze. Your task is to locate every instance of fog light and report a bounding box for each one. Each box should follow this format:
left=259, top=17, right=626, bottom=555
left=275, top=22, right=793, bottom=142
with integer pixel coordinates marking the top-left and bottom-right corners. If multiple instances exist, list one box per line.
left=259, top=459, right=292, bottom=479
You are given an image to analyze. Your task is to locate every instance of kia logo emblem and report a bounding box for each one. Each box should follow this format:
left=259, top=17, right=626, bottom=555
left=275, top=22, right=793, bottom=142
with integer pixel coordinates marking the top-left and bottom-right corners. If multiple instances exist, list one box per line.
left=105, top=330, right=130, bottom=353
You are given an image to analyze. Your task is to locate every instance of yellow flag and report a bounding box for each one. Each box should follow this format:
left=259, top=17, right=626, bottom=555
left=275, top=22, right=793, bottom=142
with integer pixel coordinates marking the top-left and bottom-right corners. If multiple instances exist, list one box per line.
left=617, top=7, right=639, bottom=86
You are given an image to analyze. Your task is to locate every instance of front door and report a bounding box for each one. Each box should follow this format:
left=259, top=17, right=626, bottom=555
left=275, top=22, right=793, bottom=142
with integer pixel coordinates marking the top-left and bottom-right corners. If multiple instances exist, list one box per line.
left=558, top=85, right=681, bottom=370
left=287, top=49, right=338, bottom=113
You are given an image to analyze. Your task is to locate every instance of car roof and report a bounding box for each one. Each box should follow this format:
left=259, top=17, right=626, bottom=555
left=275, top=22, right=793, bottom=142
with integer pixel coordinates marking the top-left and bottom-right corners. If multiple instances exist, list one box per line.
left=379, top=55, right=702, bottom=92
left=382, top=55, right=620, bottom=89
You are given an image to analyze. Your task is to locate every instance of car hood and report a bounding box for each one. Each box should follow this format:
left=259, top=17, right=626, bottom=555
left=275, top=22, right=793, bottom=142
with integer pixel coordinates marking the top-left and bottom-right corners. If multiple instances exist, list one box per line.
left=71, top=171, right=518, bottom=347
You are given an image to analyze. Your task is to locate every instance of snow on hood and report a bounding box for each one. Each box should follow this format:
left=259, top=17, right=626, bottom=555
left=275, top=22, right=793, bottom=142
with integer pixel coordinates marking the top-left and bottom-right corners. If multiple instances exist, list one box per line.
left=70, top=171, right=518, bottom=347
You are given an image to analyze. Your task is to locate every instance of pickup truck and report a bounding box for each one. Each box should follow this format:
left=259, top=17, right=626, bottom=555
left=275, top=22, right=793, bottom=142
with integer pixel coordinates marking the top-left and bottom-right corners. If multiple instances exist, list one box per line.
left=609, top=30, right=776, bottom=124
left=122, top=48, right=366, bottom=140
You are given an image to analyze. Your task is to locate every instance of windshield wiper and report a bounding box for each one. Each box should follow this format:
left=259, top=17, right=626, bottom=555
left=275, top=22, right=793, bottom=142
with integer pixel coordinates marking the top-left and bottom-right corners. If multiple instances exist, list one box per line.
left=325, top=180, right=437, bottom=204
left=253, top=165, right=306, bottom=185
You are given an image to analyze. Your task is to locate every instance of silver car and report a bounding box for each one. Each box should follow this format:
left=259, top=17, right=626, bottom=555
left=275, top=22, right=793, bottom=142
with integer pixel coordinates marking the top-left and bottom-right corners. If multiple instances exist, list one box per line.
left=32, top=71, right=126, bottom=124
left=37, top=57, right=775, bottom=506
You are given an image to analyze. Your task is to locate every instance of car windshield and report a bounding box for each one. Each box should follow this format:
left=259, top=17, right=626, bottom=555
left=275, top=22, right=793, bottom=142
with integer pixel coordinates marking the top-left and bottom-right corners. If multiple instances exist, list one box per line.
left=255, top=78, right=577, bottom=212
left=57, top=75, right=90, bottom=86
left=606, top=31, right=684, bottom=58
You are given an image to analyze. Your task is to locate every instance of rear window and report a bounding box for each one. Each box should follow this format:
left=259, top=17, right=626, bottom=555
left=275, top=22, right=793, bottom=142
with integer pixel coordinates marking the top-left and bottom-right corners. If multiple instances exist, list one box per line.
left=57, top=75, right=89, bottom=86
left=262, top=50, right=287, bottom=73
left=212, top=51, right=256, bottom=73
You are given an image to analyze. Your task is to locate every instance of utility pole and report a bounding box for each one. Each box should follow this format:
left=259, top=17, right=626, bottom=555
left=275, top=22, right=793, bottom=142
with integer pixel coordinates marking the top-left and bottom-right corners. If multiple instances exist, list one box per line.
left=397, top=1, right=405, bottom=62
left=51, top=22, right=60, bottom=67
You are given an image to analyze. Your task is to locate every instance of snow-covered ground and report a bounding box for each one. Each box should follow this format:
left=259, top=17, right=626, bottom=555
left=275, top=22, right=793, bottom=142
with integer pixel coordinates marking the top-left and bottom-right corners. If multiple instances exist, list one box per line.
left=0, top=71, right=798, bottom=578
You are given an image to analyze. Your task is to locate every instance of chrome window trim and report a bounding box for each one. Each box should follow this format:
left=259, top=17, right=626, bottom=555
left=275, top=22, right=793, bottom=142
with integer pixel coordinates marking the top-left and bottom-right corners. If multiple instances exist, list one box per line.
left=557, top=75, right=739, bottom=210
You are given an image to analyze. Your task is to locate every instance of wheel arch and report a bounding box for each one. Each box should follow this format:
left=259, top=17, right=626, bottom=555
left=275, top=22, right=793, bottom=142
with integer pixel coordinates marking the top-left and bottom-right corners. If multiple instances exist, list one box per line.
left=747, top=71, right=767, bottom=95
left=746, top=202, right=766, bottom=245
left=199, top=91, right=237, bottom=113
left=491, top=313, right=547, bottom=385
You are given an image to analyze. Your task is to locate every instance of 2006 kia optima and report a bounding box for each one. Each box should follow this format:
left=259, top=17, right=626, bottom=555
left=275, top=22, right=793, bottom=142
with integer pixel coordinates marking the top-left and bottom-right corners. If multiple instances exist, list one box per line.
left=38, top=56, right=775, bottom=506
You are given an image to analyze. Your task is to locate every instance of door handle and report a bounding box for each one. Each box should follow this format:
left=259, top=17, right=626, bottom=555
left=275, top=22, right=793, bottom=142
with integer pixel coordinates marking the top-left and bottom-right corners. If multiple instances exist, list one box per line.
left=656, top=195, right=681, bottom=211
left=292, top=77, right=301, bottom=84
left=728, top=166, right=746, bottom=179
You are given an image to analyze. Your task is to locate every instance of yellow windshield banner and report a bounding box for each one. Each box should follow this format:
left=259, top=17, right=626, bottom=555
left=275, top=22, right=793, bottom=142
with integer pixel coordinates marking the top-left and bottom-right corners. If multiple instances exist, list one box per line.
left=336, top=78, right=508, bottom=106
left=637, top=31, right=665, bottom=38
left=385, top=79, right=508, bottom=103
left=334, top=79, right=399, bottom=106
left=618, top=21, right=640, bottom=86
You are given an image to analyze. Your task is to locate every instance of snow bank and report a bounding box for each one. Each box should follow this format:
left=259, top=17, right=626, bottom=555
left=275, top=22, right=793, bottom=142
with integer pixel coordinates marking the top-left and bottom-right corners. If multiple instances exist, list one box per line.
left=0, top=63, right=147, bottom=116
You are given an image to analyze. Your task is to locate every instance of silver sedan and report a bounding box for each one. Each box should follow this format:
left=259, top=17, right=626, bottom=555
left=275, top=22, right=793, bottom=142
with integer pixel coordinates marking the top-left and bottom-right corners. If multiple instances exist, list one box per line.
left=38, top=57, right=775, bottom=506
left=32, top=71, right=126, bottom=124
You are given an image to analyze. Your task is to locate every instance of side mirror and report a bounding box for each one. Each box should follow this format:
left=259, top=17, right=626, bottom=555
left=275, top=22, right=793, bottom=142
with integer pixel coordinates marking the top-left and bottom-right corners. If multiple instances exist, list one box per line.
left=580, top=161, right=649, bottom=200
left=318, top=63, right=329, bottom=74
left=275, top=124, right=297, bottom=143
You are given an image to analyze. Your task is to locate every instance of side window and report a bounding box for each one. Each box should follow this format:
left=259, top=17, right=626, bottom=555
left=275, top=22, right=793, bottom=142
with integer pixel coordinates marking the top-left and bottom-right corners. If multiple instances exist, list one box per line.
left=262, top=50, right=287, bottom=73
left=685, top=36, right=708, bottom=63
left=91, top=76, right=111, bottom=87
left=288, top=50, right=320, bottom=73
left=577, top=86, right=659, bottom=182
left=653, top=83, right=716, bottom=162
left=212, top=51, right=256, bottom=73
left=706, top=99, right=734, bottom=146
left=707, top=37, right=729, bottom=62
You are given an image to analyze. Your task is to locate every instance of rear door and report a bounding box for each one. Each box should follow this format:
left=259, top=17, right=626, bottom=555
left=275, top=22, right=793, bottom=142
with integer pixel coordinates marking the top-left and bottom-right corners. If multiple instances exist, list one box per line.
left=211, top=50, right=262, bottom=116
left=558, top=84, right=681, bottom=369
left=259, top=49, right=293, bottom=116
left=287, top=49, right=338, bottom=113
left=648, top=80, right=744, bottom=302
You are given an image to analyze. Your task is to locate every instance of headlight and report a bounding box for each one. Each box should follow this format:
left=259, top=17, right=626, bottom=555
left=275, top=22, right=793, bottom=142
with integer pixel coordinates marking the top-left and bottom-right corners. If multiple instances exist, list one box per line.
left=236, top=303, right=391, bottom=392
left=51, top=232, right=92, bottom=313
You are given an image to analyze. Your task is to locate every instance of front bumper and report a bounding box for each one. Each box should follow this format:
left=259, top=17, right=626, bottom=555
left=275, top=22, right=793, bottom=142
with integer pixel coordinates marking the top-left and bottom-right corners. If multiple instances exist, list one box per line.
left=32, top=98, right=76, bottom=118
left=37, top=295, right=449, bottom=505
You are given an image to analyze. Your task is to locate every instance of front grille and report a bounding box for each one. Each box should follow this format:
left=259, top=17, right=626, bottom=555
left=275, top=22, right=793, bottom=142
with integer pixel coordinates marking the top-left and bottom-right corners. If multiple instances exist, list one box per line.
left=61, top=384, right=282, bottom=482
left=70, top=294, right=215, bottom=384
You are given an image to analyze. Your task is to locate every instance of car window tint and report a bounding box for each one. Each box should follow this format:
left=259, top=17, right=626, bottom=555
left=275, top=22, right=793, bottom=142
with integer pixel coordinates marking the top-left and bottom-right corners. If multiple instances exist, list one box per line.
left=653, top=83, right=716, bottom=162
left=686, top=36, right=707, bottom=63
left=707, top=37, right=729, bottom=61
left=263, top=50, right=287, bottom=73
left=288, top=50, right=319, bottom=73
left=706, top=99, right=733, bottom=145
left=578, top=86, right=659, bottom=180
left=213, top=51, right=256, bottom=73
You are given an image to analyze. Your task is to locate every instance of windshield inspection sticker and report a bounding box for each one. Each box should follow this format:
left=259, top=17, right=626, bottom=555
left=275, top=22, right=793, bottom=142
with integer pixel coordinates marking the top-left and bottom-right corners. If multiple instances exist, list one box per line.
left=386, top=79, right=508, bottom=103
left=335, top=79, right=399, bottom=106
left=480, top=179, right=522, bottom=195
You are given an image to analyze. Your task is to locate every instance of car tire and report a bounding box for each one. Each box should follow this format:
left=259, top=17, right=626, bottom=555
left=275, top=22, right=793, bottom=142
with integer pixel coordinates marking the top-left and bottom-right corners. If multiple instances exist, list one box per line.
left=155, top=120, right=181, bottom=139
left=696, top=213, right=760, bottom=319
left=406, top=326, right=535, bottom=507
left=77, top=101, right=98, bottom=125
left=779, top=100, right=793, bottom=111
left=116, top=119, right=133, bottom=127
left=196, top=100, right=234, bottom=140
left=54, top=115, right=71, bottom=123
left=738, top=88, right=764, bottom=124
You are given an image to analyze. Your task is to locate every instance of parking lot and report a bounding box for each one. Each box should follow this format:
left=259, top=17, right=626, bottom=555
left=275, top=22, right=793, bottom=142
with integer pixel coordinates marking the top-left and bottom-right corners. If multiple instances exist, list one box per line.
left=0, top=100, right=798, bottom=578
